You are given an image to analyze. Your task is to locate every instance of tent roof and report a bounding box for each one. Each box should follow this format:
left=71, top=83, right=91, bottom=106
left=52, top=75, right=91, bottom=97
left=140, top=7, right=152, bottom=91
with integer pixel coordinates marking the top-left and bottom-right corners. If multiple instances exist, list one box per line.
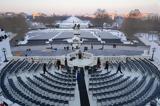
left=62, top=16, right=86, bottom=24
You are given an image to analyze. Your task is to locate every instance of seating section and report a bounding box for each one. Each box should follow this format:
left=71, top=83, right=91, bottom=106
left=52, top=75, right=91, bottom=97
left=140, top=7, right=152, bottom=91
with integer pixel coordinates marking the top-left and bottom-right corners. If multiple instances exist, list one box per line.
left=5, top=59, right=43, bottom=74
left=88, top=58, right=160, bottom=106
left=0, top=57, right=160, bottom=106
left=0, top=59, right=76, bottom=106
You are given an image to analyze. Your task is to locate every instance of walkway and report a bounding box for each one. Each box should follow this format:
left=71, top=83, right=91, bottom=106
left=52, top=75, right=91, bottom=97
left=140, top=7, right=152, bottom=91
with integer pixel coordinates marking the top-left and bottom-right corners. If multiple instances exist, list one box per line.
left=77, top=68, right=90, bottom=106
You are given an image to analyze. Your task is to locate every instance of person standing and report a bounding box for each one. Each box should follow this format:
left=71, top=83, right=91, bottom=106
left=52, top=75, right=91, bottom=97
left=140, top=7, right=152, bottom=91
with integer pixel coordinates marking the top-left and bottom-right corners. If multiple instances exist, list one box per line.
left=57, top=60, right=61, bottom=70
left=67, top=46, right=69, bottom=50
left=97, top=57, right=101, bottom=68
left=77, top=24, right=80, bottom=29
left=116, top=62, right=122, bottom=74
left=31, top=58, right=34, bottom=63
left=105, top=61, right=109, bottom=71
left=78, top=50, right=82, bottom=59
left=126, top=57, right=130, bottom=63
left=43, top=63, right=47, bottom=74
left=65, top=57, right=68, bottom=69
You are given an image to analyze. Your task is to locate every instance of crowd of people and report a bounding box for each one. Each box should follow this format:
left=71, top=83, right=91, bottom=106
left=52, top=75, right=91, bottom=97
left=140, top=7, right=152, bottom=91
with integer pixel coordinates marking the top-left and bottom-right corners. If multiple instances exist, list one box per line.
left=42, top=59, right=63, bottom=74
left=37, top=55, right=129, bottom=76
left=97, top=57, right=123, bottom=74
left=41, top=56, right=125, bottom=74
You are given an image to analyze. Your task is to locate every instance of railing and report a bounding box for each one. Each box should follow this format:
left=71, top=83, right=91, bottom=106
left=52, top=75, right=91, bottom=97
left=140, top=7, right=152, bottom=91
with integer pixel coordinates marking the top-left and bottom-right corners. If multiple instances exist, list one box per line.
left=7, top=55, right=151, bottom=67
left=9, top=55, right=151, bottom=61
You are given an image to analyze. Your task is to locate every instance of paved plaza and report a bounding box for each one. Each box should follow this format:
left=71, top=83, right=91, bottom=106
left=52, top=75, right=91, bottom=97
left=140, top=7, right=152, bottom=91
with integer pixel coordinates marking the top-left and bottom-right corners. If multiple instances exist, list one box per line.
left=14, top=28, right=148, bottom=56
left=12, top=44, right=146, bottom=56
left=22, top=29, right=126, bottom=45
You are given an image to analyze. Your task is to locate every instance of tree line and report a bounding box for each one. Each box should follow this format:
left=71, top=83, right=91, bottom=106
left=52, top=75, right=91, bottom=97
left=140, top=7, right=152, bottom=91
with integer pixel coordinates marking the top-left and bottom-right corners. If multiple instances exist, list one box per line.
left=0, top=14, right=28, bottom=46
left=121, top=10, right=160, bottom=39
left=0, top=9, right=160, bottom=46
left=33, top=15, right=70, bottom=26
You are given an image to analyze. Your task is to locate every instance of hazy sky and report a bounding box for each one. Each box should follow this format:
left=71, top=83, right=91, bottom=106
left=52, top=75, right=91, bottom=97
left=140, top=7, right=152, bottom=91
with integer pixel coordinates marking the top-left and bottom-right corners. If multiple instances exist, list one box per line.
left=0, top=0, right=160, bottom=15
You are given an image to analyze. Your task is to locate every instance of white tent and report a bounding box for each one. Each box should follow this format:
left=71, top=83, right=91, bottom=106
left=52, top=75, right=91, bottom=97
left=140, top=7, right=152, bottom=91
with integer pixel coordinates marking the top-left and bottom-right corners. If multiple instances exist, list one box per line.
left=57, top=16, right=90, bottom=28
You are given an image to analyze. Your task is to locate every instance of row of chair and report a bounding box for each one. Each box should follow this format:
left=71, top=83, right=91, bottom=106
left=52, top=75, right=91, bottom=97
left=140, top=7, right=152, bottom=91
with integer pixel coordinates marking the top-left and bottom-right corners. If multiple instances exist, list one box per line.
left=88, top=58, right=160, bottom=106
left=0, top=59, right=76, bottom=106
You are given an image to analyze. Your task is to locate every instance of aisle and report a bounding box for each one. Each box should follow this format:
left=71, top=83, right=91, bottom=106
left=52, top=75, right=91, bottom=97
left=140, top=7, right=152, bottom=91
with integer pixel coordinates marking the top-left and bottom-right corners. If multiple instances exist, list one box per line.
left=77, top=68, right=90, bottom=106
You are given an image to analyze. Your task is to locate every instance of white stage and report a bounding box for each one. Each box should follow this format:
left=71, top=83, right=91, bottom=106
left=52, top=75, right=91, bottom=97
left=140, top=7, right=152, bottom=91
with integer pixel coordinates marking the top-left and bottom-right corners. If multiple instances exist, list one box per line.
left=67, top=51, right=95, bottom=67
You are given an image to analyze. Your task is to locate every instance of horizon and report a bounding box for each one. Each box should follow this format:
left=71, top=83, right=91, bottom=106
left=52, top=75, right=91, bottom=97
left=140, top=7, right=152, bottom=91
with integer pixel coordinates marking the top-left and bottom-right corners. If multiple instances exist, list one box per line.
left=0, top=0, right=160, bottom=15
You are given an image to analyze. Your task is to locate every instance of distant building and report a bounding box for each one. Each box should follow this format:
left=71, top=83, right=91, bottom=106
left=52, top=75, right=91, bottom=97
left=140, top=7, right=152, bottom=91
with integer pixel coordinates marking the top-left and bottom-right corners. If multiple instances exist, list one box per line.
left=56, top=16, right=90, bottom=28
left=0, top=28, right=12, bottom=63
left=28, top=22, right=46, bottom=29
left=4, top=12, right=16, bottom=17
left=128, top=9, right=142, bottom=18
left=112, top=16, right=124, bottom=29
left=19, top=12, right=28, bottom=18
left=32, top=12, right=47, bottom=19
left=0, top=12, right=17, bottom=17
left=126, top=9, right=158, bottom=20
left=146, top=13, right=159, bottom=20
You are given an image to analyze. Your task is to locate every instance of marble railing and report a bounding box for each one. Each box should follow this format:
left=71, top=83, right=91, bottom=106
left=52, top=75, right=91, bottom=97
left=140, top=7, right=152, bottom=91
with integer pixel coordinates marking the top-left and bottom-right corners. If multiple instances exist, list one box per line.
left=7, top=55, right=151, bottom=65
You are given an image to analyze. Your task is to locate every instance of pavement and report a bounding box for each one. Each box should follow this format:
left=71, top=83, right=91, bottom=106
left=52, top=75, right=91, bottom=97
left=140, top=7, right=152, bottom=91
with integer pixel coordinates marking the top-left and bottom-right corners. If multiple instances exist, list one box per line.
left=11, top=44, right=145, bottom=56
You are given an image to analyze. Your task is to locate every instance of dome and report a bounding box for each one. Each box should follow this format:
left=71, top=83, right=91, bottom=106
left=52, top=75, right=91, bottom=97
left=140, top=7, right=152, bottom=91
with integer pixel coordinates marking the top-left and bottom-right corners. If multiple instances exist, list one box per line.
left=57, top=16, right=90, bottom=28
left=62, top=16, right=83, bottom=24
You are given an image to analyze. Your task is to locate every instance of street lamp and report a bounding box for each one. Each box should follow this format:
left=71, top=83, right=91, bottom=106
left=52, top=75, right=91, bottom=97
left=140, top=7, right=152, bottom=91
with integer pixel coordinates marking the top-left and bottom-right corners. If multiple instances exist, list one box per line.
left=49, top=39, right=53, bottom=49
left=101, top=41, right=105, bottom=50
left=2, top=48, right=8, bottom=62
left=91, top=43, right=93, bottom=50
left=150, top=47, right=156, bottom=61
left=25, top=49, right=28, bottom=57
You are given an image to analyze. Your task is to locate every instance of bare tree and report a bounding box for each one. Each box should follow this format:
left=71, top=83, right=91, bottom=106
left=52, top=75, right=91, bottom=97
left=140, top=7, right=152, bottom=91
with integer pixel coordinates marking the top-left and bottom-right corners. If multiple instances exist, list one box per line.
left=92, top=9, right=113, bottom=28
left=0, top=14, right=28, bottom=46
left=121, top=13, right=160, bottom=39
